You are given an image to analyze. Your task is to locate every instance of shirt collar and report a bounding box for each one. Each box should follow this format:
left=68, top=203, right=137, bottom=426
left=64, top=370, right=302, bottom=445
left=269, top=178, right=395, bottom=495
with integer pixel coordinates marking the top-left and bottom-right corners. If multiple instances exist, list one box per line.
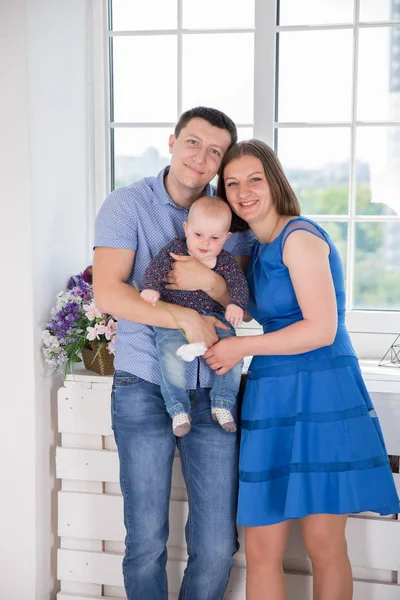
left=155, top=166, right=214, bottom=208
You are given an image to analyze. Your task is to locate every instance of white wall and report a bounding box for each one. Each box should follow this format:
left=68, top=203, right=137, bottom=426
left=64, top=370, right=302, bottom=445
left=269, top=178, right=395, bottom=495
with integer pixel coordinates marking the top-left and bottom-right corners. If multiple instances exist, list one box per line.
left=0, top=1, right=93, bottom=598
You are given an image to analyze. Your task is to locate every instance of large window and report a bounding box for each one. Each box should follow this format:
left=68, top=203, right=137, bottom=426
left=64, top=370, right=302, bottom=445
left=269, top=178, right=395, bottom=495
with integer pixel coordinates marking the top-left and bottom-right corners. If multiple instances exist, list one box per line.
left=276, top=0, right=400, bottom=315
left=108, top=0, right=255, bottom=190
left=103, top=0, right=400, bottom=326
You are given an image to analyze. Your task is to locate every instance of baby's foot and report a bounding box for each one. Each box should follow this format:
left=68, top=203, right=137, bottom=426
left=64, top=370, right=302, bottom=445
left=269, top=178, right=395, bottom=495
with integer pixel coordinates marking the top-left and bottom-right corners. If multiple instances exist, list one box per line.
left=212, top=408, right=237, bottom=433
left=172, top=412, right=191, bottom=437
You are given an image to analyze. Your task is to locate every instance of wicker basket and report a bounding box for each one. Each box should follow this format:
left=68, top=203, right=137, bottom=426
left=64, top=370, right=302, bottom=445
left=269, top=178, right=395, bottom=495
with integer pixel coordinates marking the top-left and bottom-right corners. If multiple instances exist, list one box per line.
left=81, top=341, right=115, bottom=376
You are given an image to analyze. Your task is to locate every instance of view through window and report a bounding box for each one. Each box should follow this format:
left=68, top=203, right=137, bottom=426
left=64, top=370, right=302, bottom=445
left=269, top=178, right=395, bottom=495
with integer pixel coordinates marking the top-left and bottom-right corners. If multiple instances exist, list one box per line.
left=107, top=0, right=400, bottom=313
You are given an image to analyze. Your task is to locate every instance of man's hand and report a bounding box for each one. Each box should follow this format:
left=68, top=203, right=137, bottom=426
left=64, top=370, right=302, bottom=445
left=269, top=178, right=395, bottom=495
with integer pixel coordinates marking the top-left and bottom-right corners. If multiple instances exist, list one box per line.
left=225, top=303, right=244, bottom=327
left=164, top=252, right=214, bottom=292
left=181, top=312, right=230, bottom=348
left=140, top=288, right=160, bottom=307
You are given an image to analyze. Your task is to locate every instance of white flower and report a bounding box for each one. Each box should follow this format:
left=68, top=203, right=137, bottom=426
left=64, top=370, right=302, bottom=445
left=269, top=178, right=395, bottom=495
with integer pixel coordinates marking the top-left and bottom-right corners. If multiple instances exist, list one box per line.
left=42, top=330, right=60, bottom=349
left=49, top=336, right=60, bottom=349
left=55, top=290, right=80, bottom=312
left=176, top=342, right=207, bottom=362
left=41, top=330, right=51, bottom=346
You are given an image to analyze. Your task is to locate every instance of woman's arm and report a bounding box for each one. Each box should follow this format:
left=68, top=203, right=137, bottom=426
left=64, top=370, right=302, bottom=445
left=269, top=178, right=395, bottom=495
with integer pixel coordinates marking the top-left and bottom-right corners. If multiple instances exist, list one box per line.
left=204, top=231, right=337, bottom=373
left=246, top=230, right=337, bottom=355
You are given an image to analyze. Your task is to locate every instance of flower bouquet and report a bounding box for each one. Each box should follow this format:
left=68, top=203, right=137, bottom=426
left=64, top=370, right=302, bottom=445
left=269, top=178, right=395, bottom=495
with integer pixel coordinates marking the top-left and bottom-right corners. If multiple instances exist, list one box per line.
left=41, top=265, right=117, bottom=377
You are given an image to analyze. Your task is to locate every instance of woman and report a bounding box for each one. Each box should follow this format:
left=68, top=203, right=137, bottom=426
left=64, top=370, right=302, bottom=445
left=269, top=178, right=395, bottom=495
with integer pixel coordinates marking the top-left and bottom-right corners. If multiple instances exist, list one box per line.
left=204, top=140, right=399, bottom=600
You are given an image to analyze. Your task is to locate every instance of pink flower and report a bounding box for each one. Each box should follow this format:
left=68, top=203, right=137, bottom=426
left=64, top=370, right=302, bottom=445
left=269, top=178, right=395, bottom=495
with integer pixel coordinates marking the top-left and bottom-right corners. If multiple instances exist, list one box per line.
left=86, top=324, right=101, bottom=341
left=104, top=318, right=117, bottom=340
left=84, top=302, right=102, bottom=321
left=107, top=339, right=116, bottom=355
left=96, top=320, right=106, bottom=336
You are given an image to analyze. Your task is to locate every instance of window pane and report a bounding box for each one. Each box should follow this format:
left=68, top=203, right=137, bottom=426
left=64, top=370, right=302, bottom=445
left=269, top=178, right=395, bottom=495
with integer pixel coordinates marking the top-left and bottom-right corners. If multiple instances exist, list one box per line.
left=360, top=0, right=399, bottom=22
left=111, top=0, right=177, bottom=30
left=278, top=31, right=353, bottom=122
left=353, top=222, right=400, bottom=310
left=182, top=34, right=254, bottom=123
left=322, top=221, right=348, bottom=282
left=112, top=36, right=177, bottom=122
left=356, top=127, right=400, bottom=216
left=277, top=128, right=350, bottom=215
left=357, top=26, right=400, bottom=121
left=113, top=128, right=171, bottom=189
left=237, top=127, right=254, bottom=141
left=183, top=0, right=254, bottom=29
left=279, top=0, right=354, bottom=26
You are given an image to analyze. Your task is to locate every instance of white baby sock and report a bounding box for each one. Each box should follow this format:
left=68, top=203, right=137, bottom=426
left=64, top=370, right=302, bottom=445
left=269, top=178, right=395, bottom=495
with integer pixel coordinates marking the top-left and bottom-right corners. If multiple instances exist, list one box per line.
left=172, top=412, right=191, bottom=437
left=211, top=408, right=237, bottom=433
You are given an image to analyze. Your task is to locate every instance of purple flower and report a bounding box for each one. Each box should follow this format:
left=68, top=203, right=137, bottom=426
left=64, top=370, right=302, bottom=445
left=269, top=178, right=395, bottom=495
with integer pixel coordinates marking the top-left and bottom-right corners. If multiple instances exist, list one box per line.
left=67, top=275, right=79, bottom=290
left=71, top=287, right=84, bottom=297
left=65, top=313, right=78, bottom=323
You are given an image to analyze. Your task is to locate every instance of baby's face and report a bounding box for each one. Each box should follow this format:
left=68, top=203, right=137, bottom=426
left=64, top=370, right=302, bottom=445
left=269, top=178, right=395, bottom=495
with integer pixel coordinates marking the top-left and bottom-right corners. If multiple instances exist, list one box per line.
left=184, top=213, right=231, bottom=263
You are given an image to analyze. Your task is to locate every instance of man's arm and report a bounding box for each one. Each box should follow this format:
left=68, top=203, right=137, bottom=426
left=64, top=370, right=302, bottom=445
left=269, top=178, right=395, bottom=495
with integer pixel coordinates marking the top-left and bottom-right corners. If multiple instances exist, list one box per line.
left=93, top=247, right=227, bottom=346
left=94, top=247, right=187, bottom=326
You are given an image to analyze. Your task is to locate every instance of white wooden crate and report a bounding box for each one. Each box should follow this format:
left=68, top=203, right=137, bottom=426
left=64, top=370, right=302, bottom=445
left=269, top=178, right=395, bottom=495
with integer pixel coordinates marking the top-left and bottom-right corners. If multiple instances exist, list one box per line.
left=56, top=365, right=400, bottom=599
left=57, top=549, right=400, bottom=600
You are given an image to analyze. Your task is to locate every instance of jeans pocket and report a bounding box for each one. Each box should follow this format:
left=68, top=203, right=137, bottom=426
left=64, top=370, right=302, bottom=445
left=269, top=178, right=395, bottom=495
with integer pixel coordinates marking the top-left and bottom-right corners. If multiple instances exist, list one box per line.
left=113, top=370, right=143, bottom=388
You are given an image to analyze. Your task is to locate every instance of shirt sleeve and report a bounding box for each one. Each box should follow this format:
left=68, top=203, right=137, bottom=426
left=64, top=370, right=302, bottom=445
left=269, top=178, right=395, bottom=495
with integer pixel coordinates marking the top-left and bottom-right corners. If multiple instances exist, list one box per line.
left=224, top=229, right=256, bottom=256
left=218, top=252, right=249, bottom=311
left=94, top=187, right=138, bottom=250
left=142, top=242, right=175, bottom=291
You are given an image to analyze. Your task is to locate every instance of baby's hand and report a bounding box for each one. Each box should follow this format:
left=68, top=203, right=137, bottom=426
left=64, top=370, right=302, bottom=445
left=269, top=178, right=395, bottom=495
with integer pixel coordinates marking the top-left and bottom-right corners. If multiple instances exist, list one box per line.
left=225, top=304, right=244, bottom=327
left=140, top=289, right=160, bottom=307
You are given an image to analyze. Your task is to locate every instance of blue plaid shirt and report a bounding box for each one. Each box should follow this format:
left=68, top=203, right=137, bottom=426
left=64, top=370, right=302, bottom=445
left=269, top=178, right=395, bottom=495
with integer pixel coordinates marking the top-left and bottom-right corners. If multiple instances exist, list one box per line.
left=94, top=167, right=255, bottom=388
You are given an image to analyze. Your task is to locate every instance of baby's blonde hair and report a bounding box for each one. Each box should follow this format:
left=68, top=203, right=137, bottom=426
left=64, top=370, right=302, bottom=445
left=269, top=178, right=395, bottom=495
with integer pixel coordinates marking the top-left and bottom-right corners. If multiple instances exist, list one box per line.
left=187, top=196, right=232, bottom=231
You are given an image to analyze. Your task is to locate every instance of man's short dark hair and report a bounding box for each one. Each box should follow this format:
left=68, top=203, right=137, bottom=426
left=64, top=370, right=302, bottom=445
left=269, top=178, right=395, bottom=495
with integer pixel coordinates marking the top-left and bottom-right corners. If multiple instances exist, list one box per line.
left=174, top=107, right=237, bottom=147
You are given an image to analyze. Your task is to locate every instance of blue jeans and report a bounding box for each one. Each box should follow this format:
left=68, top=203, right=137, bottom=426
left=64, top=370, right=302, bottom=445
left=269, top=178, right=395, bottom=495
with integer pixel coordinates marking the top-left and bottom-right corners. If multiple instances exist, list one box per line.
left=154, top=317, right=243, bottom=419
left=111, top=371, right=239, bottom=599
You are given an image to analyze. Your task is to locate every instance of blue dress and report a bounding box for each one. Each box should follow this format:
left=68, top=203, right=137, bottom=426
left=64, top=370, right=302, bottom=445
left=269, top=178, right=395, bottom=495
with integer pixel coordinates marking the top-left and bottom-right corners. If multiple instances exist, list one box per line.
left=237, top=217, right=400, bottom=526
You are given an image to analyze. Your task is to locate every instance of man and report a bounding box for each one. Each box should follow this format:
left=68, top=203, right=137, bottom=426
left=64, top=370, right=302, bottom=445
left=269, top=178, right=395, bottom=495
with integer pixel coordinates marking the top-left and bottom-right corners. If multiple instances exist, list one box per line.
left=93, top=107, right=254, bottom=599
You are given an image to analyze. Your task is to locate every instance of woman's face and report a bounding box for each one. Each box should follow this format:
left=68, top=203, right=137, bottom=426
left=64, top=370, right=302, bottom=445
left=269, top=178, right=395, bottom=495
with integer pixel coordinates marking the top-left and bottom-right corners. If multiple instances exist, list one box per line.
left=223, top=155, right=275, bottom=225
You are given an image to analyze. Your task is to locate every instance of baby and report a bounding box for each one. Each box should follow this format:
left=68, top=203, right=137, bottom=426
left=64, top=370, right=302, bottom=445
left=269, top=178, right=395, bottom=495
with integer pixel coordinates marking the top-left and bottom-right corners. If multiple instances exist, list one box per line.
left=141, top=196, right=249, bottom=436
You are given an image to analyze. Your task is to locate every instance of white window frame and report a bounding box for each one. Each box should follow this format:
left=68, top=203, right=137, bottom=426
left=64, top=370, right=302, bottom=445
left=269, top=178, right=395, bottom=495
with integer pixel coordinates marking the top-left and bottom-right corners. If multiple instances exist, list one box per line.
left=91, top=0, right=400, bottom=342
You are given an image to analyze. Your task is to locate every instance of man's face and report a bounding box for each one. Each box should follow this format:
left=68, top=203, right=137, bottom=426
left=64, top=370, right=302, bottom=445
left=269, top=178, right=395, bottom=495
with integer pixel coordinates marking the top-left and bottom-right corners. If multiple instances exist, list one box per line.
left=169, top=118, right=232, bottom=191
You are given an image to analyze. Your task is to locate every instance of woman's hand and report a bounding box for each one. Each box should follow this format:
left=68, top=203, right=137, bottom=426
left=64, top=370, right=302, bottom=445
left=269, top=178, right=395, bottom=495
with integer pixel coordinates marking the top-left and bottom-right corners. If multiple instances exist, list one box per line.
left=203, top=337, right=245, bottom=375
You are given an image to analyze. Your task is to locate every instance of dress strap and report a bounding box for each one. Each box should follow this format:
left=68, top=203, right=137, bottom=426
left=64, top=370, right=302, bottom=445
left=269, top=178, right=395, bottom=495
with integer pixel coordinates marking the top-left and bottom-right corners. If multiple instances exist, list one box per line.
left=281, top=217, right=330, bottom=254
